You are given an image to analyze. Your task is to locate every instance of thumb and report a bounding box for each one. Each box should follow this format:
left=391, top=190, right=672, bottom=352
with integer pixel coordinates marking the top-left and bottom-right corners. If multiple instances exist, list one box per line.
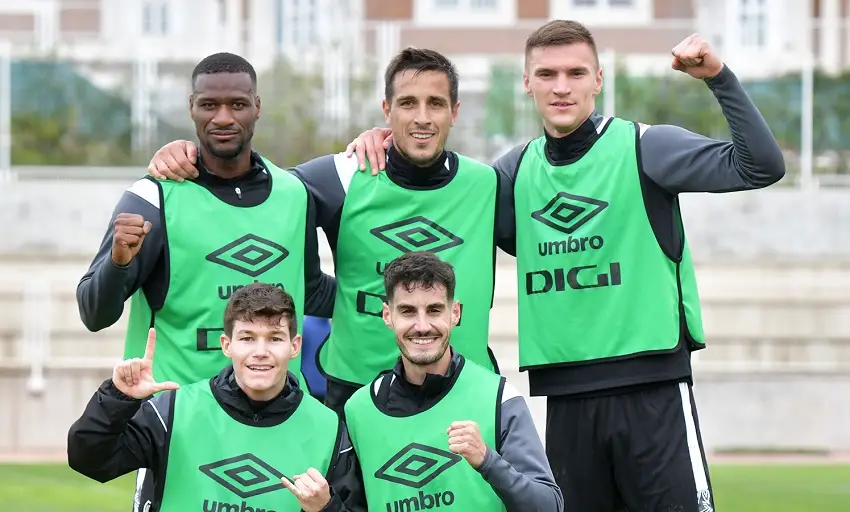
left=186, top=142, right=199, bottom=164
left=151, top=381, right=180, bottom=393
left=142, top=221, right=152, bottom=235
left=671, top=57, right=685, bottom=71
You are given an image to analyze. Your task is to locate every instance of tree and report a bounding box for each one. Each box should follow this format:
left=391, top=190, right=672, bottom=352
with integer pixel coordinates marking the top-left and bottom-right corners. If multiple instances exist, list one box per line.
left=251, top=57, right=379, bottom=167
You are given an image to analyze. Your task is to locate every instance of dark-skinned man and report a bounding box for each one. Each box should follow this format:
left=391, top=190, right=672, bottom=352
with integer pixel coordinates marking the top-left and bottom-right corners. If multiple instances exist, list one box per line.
left=76, top=52, right=335, bottom=512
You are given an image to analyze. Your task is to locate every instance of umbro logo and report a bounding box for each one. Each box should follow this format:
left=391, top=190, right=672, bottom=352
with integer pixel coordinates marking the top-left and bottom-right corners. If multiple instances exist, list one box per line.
left=206, top=234, right=289, bottom=278
left=531, top=192, right=608, bottom=235
left=199, top=453, right=286, bottom=499
left=371, top=216, right=463, bottom=254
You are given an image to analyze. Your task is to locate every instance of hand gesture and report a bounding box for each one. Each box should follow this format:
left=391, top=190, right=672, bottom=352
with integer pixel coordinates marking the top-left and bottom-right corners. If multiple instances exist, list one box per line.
left=147, top=140, right=199, bottom=182
left=280, top=468, right=332, bottom=512
left=112, top=328, right=180, bottom=399
left=112, top=213, right=152, bottom=267
left=671, top=33, right=724, bottom=80
left=447, top=421, right=488, bottom=469
left=344, top=127, right=393, bottom=175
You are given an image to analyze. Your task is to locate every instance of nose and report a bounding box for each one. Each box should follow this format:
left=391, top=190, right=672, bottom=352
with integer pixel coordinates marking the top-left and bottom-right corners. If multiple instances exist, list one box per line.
left=252, top=339, right=271, bottom=357
left=413, top=313, right=432, bottom=333
left=211, top=105, right=235, bottom=127
left=413, top=104, right=431, bottom=127
left=553, top=73, right=571, bottom=96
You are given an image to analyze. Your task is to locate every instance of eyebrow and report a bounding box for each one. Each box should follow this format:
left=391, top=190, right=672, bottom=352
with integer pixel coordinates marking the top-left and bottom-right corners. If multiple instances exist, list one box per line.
left=394, top=94, right=449, bottom=103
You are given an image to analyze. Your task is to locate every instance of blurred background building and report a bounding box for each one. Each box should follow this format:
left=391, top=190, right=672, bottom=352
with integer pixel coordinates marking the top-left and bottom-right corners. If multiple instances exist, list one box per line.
left=0, top=0, right=849, bottom=461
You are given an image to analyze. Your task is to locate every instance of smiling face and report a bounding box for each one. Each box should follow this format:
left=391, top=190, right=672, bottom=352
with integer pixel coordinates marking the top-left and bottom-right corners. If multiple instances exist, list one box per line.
left=221, top=317, right=301, bottom=402
left=383, top=69, right=458, bottom=166
left=383, top=282, right=460, bottom=367
left=189, top=71, right=260, bottom=160
left=524, top=42, right=603, bottom=137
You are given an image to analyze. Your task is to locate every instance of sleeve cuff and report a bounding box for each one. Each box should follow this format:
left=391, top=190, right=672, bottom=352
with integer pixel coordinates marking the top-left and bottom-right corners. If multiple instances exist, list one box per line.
left=476, top=448, right=497, bottom=475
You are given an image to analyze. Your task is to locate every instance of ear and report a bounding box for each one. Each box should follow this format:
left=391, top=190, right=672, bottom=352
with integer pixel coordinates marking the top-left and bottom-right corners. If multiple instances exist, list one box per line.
left=289, top=334, right=302, bottom=359
left=450, top=100, right=460, bottom=127
left=189, top=94, right=195, bottom=114
left=523, top=73, right=532, bottom=97
left=382, top=98, right=391, bottom=123
left=220, top=334, right=232, bottom=357
left=382, top=302, right=392, bottom=329
left=595, top=67, right=604, bottom=96
left=255, top=94, right=261, bottom=120
left=450, top=300, right=461, bottom=327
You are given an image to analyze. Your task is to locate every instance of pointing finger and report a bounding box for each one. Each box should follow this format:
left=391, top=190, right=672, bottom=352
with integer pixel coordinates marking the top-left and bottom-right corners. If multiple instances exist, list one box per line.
left=143, top=328, right=157, bottom=361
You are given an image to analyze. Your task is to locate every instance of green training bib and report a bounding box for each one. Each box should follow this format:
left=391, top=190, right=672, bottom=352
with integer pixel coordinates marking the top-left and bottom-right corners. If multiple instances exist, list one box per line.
left=159, top=380, right=339, bottom=512
left=320, top=154, right=498, bottom=385
left=345, top=358, right=507, bottom=512
left=125, top=160, right=308, bottom=386
left=513, top=117, right=704, bottom=369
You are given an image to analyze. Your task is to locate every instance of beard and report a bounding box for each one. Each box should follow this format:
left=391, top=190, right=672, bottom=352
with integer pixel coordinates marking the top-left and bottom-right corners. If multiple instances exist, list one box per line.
left=204, top=129, right=253, bottom=160
left=397, top=330, right=450, bottom=366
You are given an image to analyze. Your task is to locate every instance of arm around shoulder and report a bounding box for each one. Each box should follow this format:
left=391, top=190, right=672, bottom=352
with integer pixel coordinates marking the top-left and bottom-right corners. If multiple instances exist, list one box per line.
left=476, top=383, right=564, bottom=512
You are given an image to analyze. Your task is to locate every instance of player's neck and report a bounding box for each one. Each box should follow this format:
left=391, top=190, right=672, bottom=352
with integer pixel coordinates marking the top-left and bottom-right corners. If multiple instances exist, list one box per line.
left=401, top=350, right=452, bottom=386
left=544, top=114, right=598, bottom=163
left=200, top=148, right=253, bottom=180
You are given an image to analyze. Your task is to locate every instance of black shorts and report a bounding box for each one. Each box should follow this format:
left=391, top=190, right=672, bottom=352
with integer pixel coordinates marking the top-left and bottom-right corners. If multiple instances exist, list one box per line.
left=546, top=380, right=714, bottom=512
left=324, top=379, right=362, bottom=421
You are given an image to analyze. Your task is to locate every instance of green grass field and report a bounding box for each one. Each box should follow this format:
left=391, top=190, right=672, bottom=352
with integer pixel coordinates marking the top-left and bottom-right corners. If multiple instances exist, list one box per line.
left=0, top=463, right=848, bottom=511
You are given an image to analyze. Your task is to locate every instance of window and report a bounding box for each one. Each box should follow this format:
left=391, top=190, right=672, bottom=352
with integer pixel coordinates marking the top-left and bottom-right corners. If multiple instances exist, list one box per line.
left=739, top=0, right=767, bottom=48
left=435, top=0, right=460, bottom=6
left=609, top=0, right=633, bottom=5
left=573, top=0, right=597, bottom=5
left=471, top=0, right=496, bottom=7
left=142, top=1, right=169, bottom=35
left=278, top=0, right=320, bottom=52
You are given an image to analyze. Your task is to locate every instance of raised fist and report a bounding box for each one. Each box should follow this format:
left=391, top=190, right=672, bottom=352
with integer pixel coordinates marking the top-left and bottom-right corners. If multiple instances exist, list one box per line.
left=111, top=213, right=151, bottom=267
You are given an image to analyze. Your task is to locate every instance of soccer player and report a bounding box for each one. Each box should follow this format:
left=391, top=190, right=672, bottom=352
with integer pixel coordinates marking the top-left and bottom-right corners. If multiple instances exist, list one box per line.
left=67, top=283, right=364, bottom=512
left=346, top=22, right=786, bottom=512
left=145, top=48, right=516, bottom=419
left=344, top=251, right=562, bottom=512
left=77, top=51, right=335, bottom=510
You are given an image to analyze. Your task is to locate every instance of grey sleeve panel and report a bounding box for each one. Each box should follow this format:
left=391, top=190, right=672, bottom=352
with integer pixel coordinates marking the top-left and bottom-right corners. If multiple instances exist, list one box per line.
left=76, top=179, right=165, bottom=332
left=493, top=165, right=517, bottom=257
left=491, top=144, right=526, bottom=183
left=290, top=154, right=348, bottom=234
left=639, top=65, right=786, bottom=194
left=477, top=386, right=564, bottom=512
left=301, top=186, right=336, bottom=319
left=491, top=144, right=525, bottom=257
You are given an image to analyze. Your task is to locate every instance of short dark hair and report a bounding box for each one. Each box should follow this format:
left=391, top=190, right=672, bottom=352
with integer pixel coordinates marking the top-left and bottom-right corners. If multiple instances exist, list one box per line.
left=191, top=52, right=258, bottom=91
left=384, top=47, right=459, bottom=104
left=383, top=251, right=456, bottom=303
left=525, top=20, right=599, bottom=67
left=223, top=283, right=298, bottom=338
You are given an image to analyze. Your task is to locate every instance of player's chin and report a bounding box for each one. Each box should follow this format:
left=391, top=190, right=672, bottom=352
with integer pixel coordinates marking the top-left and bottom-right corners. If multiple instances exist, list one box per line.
left=207, top=140, right=243, bottom=159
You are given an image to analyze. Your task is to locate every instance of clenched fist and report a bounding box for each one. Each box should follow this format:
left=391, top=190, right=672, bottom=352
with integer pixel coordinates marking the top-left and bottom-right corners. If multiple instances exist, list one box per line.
left=112, top=328, right=180, bottom=399
left=447, top=421, right=489, bottom=469
left=671, top=33, right=724, bottom=80
left=112, top=213, right=151, bottom=267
